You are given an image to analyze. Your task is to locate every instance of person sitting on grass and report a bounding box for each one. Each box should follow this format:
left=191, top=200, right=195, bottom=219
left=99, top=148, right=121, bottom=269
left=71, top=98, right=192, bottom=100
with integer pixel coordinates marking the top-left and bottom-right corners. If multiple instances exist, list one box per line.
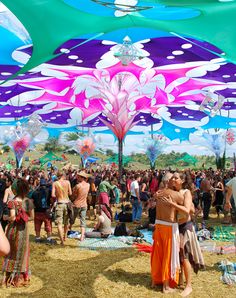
left=136, top=198, right=156, bottom=231
left=85, top=204, right=112, bottom=238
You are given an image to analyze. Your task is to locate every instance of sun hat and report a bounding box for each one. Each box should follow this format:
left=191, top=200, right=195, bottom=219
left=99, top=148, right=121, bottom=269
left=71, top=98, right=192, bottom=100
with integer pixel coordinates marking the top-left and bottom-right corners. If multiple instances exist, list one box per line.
left=78, top=171, right=90, bottom=179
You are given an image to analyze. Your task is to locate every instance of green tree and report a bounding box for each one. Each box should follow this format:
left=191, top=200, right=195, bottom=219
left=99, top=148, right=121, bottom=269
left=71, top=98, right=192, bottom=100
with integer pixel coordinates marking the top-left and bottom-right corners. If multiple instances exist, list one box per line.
left=106, top=149, right=116, bottom=157
left=2, top=145, right=10, bottom=153
left=65, top=132, right=79, bottom=141
left=44, top=137, right=61, bottom=152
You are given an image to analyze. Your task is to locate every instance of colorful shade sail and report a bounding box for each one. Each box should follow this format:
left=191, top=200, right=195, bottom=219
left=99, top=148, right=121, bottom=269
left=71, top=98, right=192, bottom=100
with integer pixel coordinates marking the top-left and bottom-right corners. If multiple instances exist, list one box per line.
left=0, top=1, right=235, bottom=145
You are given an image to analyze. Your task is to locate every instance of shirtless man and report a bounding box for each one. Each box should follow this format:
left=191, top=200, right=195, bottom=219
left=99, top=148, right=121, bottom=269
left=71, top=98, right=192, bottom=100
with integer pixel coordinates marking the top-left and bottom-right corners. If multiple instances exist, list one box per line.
left=52, top=171, right=72, bottom=245
left=161, top=172, right=204, bottom=298
left=151, top=173, right=185, bottom=294
left=71, top=171, right=90, bottom=241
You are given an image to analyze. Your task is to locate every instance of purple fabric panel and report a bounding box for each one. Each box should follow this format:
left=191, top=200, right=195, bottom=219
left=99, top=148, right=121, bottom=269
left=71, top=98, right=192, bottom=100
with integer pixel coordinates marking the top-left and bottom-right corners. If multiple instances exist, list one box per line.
left=0, top=103, right=45, bottom=118
left=40, top=109, right=72, bottom=124
left=0, top=84, right=38, bottom=102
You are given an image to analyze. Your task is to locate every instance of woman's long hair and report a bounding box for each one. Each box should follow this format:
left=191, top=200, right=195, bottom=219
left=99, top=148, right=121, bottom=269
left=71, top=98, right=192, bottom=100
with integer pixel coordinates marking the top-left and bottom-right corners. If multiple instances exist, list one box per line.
left=180, top=171, right=194, bottom=194
left=12, top=178, right=29, bottom=199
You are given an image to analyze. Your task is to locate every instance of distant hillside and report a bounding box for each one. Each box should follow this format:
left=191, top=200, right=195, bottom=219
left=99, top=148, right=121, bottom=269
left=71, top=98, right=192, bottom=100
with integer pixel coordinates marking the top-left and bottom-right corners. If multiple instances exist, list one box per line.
left=0, top=147, right=233, bottom=170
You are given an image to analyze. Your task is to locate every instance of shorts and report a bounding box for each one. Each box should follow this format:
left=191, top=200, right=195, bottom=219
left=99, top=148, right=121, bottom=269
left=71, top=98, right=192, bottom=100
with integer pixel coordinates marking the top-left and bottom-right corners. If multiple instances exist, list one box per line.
left=74, top=207, right=87, bottom=228
left=34, top=212, right=52, bottom=233
left=55, top=203, right=69, bottom=225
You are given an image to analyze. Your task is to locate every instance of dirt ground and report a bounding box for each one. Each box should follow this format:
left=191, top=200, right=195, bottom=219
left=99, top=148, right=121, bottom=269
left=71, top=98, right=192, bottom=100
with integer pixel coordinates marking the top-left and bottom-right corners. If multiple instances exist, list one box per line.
left=0, top=212, right=235, bottom=298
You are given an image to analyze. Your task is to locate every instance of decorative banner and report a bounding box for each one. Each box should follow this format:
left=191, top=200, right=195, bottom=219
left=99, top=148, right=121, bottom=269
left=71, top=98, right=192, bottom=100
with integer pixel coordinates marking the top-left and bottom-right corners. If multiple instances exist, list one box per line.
left=12, top=134, right=31, bottom=168
left=76, top=137, right=96, bottom=167
left=3, top=116, right=44, bottom=168
left=226, top=129, right=235, bottom=146
left=24, top=114, right=44, bottom=138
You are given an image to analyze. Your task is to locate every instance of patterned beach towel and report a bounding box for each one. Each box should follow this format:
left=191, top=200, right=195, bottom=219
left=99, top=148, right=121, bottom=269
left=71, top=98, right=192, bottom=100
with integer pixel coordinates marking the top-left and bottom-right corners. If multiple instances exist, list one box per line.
left=78, top=236, right=134, bottom=250
left=212, top=226, right=235, bottom=242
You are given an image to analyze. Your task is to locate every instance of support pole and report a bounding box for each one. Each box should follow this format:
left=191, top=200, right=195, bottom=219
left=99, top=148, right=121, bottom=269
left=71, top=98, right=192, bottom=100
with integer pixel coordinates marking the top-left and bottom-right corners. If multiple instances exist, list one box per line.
left=118, top=138, right=123, bottom=180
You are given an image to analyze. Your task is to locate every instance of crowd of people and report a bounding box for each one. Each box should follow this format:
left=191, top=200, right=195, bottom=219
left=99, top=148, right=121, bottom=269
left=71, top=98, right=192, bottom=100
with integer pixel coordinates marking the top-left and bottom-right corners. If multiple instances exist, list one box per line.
left=0, top=166, right=235, bottom=295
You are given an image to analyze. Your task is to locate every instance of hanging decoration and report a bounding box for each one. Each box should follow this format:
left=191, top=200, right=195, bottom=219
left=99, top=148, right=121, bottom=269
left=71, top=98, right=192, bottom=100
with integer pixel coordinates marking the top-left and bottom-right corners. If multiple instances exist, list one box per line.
left=76, top=137, right=96, bottom=167
left=12, top=134, right=31, bottom=168
left=24, top=114, right=44, bottom=138
left=202, top=132, right=225, bottom=160
left=113, top=36, right=145, bottom=66
left=145, top=135, right=166, bottom=168
left=199, top=91, right=225, bottom=117
left=3, top=115, right=44, bottom=168
left=226, top=129, right=236, bottom=145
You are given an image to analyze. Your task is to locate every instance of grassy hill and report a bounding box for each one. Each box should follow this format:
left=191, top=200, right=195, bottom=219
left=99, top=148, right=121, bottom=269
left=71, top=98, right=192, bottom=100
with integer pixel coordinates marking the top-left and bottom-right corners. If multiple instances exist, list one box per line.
left=0, top=145, right=233, bottom=171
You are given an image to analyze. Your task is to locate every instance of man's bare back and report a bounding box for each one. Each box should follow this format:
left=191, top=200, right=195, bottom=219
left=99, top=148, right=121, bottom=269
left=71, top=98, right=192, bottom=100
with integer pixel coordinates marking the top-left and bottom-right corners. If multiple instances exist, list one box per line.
left=155, top=189, right=184, bottom=223
left=52, top=178, right=72, bottom=202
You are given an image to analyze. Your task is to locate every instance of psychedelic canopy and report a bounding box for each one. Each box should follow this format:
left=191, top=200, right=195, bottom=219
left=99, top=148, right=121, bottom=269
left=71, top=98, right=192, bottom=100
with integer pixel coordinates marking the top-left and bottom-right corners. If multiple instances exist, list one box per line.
left=0, top=0, right=236, bottom=143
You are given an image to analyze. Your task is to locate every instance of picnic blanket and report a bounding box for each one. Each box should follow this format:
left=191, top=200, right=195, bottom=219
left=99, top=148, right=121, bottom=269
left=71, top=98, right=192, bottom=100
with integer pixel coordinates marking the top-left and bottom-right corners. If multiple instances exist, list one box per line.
left=199, top=241, right=216, bottom=252
left=78, top=236, right=134, bottom=250
left=140, top=229, right=153, bottom=244
left=212, top=226, right=235, bottom=242
left=218, top=260, right=236, bottom=285
left=215, top=245, right=236, bottom=255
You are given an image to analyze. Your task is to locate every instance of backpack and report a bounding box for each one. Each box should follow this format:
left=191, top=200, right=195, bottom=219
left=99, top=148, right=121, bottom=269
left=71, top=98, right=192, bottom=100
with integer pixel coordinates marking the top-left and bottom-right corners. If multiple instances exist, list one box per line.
left=33, top=188, right=49, bottom=210
left=15, top=208, right=29, bottom=225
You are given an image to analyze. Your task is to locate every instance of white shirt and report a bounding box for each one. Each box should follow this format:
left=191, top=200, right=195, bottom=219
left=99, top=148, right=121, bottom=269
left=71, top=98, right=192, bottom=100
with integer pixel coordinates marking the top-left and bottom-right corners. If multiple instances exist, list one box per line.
left=130, top=180, right=139, bottom=198
left=226, top=177, right=236, bottom=204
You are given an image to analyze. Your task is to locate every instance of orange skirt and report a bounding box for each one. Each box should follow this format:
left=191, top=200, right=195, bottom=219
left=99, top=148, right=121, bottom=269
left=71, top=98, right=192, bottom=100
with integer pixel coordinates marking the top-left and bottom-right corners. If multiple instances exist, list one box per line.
left=151, top=224, right=179, bottom=287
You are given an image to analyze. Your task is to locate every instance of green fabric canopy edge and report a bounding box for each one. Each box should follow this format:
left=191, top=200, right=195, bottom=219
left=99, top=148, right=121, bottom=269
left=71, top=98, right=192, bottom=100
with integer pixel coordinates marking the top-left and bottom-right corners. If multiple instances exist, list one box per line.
left=1, top=0, right=236, bottom=82
left=39, top=151, right=63, bottom=166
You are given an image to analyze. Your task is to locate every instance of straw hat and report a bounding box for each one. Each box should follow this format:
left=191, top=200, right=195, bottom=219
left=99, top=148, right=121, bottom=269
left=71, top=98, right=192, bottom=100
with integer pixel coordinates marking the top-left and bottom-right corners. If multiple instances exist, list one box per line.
left=78, top=171, right=90, bottom=179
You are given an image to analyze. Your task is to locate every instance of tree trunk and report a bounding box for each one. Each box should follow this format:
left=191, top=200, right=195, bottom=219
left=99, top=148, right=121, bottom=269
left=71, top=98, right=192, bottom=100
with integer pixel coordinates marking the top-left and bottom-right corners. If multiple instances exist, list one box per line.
left=118, top=138, right=123, bottom=179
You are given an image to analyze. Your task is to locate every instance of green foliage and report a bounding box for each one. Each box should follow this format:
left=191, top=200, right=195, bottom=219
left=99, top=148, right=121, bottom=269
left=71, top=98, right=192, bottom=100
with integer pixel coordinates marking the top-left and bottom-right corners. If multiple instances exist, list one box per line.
left=2, top=145, right=10, bottom=153
left=106, top=149, right=116, bottom=157
left=128, top=151, right=231, bottom=170
left=65, top=132, right=79, bottom=141
left=44, top=137, right=66, bottom=152
left=216, top=150, right=226, bottom=170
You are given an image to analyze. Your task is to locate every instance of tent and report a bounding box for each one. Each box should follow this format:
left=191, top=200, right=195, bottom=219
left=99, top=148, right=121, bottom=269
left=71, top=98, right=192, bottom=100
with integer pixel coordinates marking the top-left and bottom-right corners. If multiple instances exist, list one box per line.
left=176, top=154, right=198, bottom=165
left=106, top=154, right=132, bottom=166
left=39, top=151, right=63, bottom=166
left=86, top=156, right=100, bottom=163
